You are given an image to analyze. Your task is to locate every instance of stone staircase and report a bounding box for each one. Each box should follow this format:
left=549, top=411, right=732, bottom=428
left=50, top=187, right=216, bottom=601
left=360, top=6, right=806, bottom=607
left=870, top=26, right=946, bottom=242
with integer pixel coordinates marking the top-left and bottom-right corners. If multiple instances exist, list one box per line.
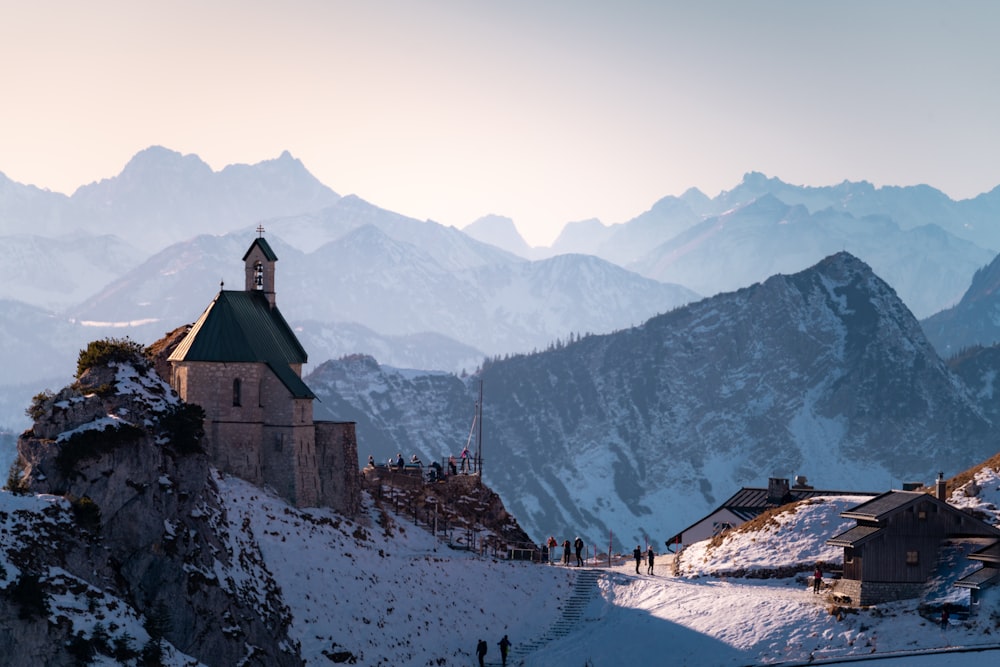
left=487, top=568, right=603, bottom=666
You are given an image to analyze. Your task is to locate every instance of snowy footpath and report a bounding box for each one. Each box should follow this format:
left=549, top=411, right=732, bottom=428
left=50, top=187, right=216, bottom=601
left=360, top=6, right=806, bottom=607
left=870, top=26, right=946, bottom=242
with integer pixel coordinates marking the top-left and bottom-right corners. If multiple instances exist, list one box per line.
left=521, top=556, right=1000, bottom=667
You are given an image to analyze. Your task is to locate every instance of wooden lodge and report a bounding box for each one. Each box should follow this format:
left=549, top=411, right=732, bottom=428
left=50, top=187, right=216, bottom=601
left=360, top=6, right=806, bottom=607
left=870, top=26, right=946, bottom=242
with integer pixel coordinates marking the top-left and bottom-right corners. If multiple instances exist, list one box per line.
left=827, top=476, right=1000, bottom=607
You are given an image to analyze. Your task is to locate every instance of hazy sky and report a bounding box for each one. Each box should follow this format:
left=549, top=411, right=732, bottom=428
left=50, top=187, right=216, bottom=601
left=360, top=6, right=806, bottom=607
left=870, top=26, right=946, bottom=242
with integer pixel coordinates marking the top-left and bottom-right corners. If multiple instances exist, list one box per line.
left=2, top=1, right=999, bottom=246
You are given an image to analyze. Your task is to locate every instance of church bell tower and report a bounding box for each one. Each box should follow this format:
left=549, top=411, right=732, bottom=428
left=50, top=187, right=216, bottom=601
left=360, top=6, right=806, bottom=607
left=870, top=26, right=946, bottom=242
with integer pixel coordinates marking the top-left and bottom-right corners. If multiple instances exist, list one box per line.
left=243, top=225, right=278, bottom=307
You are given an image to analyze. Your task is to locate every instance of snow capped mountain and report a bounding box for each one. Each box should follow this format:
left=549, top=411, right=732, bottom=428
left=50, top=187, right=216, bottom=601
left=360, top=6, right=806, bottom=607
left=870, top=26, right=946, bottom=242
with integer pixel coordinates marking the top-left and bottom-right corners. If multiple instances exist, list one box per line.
left=54, top=146, right=339, bottom=252
left=706, top=172, right=998, bottom=246
left=268, top=194, right=522, bottom=267
left=65, top=225, right=697, bottom=372
left=307, top=253, right=996, bottom=550
left=0, top=171, right=75, bottom=237
left=590, top=194, right=703, bottom=267
left=293, top=321, right=485, bottom=381
left=548, top=217, right=613, bottom=257
left=462, top=214, right=536, bottom=257
left=628, top=195, right=992, bottom=319
left=922, top=252, right=1000, bottom=357
left=0, top=299, right=79, bottom=386
left=5, top=233, right=143, bottom=311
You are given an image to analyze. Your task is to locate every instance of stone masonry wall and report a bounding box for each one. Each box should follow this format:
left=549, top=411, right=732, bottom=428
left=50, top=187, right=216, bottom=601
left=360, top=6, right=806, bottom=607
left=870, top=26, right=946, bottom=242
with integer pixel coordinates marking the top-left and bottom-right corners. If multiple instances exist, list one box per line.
left=831, top=578, right=927, bottom=607
left=172, top=361, right=360, bottom=513
left=316, top=421, right=361, bottom=516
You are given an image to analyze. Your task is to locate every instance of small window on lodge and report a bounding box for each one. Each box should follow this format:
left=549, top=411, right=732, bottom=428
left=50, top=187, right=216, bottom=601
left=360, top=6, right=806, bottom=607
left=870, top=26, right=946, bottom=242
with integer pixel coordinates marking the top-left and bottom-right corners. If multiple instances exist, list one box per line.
left=233, top=378, right=242, bottom=407
left=906, top=550, right=919, bottom=566
left=918, top=509, right=927, bottom=520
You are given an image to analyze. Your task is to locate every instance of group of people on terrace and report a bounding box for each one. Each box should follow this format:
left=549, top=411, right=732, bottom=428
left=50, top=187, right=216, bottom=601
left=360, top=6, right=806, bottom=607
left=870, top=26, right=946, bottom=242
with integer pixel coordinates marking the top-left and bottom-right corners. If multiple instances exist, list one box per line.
left=366, top=445, right=478, bottom=480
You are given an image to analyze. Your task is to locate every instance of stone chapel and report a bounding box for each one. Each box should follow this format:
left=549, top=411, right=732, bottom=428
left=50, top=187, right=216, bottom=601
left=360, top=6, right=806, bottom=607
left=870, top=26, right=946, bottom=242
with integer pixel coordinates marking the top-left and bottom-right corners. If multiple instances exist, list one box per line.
left=167, top=233, right=360, bottom=515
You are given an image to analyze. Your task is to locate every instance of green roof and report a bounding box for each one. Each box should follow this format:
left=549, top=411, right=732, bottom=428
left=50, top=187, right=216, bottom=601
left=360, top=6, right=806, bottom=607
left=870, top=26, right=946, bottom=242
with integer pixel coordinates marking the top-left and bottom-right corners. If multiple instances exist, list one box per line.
left=168, top=290, right=314, bottom=399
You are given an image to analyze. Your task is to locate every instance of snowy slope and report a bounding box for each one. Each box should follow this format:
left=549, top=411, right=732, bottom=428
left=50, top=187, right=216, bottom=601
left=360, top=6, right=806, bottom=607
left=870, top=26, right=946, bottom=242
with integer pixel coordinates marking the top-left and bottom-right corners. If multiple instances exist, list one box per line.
left=4, top=461, right=1000, bottom=665
left=217, top=466, right=1000, bottom=666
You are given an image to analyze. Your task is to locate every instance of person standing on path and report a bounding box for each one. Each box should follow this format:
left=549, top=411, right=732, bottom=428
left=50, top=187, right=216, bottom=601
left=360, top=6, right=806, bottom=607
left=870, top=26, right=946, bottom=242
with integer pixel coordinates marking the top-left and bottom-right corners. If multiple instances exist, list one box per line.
left=562, top=539, right=571, bottom=565
left=498, top=634, right=512, bottom=667
left=633, top=545, right=642, bottom=574
left=574, top=536, right=584, bottom=566
left=646, top=546, right=655, bottom=574
left=813, top=565, right=822, bottom=594
left=476, top=639, right=488, bottom=667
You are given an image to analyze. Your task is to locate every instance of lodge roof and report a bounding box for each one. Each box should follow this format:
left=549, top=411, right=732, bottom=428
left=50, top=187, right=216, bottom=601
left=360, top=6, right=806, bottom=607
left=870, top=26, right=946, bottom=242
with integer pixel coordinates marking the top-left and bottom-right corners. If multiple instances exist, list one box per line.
left=167, top=289, right=314, bottom=399
left=970, top=541, right=1000, bottom=564
left=839, top=490, right=928, bottom=521
left=827, top=490, right=1000, bottom=550
left=666, top=484, right=876, bottom=545
left=954, top=566, right=998, bottom=590
left=722, top=486, right=871, bottom=518
left=826, top=524, right=881, bottom=548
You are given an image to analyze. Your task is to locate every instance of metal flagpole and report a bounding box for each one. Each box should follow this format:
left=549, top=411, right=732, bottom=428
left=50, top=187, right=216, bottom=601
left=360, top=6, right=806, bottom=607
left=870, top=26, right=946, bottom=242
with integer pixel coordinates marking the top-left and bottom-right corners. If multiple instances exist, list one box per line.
left=476, top=380, right=484, bottom=485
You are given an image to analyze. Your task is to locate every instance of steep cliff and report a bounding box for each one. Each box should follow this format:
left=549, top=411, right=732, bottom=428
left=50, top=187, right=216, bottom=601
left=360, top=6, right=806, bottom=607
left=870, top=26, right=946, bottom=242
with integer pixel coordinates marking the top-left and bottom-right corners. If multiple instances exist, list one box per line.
left=4, top=344, right=299, bottom=666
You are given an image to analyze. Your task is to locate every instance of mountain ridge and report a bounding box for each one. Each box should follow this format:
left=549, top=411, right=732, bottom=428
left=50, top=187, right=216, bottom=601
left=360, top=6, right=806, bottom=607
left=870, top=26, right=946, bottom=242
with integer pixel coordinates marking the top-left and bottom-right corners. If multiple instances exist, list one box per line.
left=307, top=252, right=996, bottom=549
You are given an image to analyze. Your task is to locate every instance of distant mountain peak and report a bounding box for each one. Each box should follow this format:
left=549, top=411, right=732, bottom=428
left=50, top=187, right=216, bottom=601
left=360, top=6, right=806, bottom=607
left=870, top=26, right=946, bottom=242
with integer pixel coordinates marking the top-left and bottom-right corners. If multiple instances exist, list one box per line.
left=121, top=145, right=211, bottom=176
left=462, top=214, right=532, bottom=257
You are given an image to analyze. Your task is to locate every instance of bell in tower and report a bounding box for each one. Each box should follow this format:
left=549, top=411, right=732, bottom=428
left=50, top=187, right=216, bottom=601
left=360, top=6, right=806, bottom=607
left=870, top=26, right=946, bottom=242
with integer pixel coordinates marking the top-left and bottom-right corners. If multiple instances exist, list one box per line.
left=254, top=261, right=264, bottom=290
left=243, top=226, right=278, bottom=307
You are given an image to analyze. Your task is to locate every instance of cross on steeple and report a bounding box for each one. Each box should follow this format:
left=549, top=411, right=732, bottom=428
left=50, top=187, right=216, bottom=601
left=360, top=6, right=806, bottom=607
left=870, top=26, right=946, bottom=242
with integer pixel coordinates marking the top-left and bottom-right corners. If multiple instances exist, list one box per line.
left=256, top=224, right=265, bottom=237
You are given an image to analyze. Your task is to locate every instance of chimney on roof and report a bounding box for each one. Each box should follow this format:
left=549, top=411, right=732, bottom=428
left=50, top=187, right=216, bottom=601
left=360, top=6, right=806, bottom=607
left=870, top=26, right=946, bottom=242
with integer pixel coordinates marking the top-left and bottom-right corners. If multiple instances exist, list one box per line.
left=767, top=477, right=790, bottom=504
left=936, top=472, right=947, bottom=501
left=792, top=475, right=813, bottom=489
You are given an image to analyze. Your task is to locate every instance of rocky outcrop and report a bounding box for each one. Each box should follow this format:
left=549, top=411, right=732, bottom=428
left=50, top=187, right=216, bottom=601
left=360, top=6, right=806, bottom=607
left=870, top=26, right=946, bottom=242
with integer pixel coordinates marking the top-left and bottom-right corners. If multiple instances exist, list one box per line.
left=5, top=355, right=301, bottom=666
left=362, top=468, right=535, bottom=553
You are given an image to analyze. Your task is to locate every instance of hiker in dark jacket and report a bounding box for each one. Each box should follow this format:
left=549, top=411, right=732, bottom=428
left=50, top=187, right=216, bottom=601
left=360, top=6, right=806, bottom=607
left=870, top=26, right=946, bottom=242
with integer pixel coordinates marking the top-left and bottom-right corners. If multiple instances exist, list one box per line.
left=476, top=639, right=488, bottom=667
left=562, top=539, right=571, bottom=564
left=633, top=545, right=643, bottom=574
left=574, top=536, right=584, bottom=566
left=498, top=634, right=512, bottom=667
left=647, top=546, right=655, bottom=574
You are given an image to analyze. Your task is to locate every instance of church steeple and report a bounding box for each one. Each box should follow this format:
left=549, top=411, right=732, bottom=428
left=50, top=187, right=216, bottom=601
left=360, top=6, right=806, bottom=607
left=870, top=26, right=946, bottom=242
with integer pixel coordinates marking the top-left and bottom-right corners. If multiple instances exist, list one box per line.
left=242, top=225, right=278, bottom=307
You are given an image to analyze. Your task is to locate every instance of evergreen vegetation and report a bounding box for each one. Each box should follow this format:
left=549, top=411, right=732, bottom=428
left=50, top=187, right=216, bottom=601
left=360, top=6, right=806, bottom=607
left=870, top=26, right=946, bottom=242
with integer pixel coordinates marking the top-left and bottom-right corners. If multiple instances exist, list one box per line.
left=26, top=389, right=54, bottom=422
left=64, top=622, right=138, bottom=666
left=4, top=458, right=28, bottom=495
left=156, top=403, right=206, bottom=455
left=6, top=572, right=50, bottom=620
left=141, top=601, right=172, bottom=666
left=76, top=337, right=150, bottom=378
left=69, top=495, right=102, bottom=533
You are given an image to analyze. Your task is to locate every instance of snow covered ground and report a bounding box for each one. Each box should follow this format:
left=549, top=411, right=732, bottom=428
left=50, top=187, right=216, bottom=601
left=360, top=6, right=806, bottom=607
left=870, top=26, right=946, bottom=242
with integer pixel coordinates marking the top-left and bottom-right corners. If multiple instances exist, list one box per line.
left=217, top=467, right=1000, bottom=666
left=4, top=464, right=1000, bottom=665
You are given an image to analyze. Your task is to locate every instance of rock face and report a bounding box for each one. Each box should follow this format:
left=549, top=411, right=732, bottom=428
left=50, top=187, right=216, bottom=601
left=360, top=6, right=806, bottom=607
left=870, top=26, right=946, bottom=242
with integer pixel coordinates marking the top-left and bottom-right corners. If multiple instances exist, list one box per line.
left=6, top=354, right=300, bottom=666
left=307, top=252, right=998, bottom=551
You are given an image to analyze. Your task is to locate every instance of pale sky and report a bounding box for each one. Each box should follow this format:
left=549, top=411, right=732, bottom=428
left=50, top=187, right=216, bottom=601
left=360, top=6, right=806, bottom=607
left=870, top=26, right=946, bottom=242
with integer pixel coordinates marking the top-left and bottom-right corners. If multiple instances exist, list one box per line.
left=2, top=1, right=999, bottom=246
